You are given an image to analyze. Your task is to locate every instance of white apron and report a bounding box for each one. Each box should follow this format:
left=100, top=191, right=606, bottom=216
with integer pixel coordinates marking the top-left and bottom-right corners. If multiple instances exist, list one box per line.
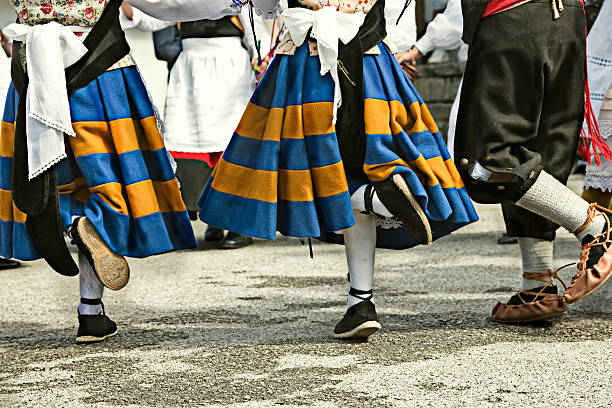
left=163, top=36, right=255, bottom=153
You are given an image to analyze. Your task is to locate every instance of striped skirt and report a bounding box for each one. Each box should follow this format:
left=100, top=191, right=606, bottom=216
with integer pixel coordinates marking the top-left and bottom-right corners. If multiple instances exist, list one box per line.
left=199, top=42, right=478, bottom=249
left=0, top=67, right=197, bottom=260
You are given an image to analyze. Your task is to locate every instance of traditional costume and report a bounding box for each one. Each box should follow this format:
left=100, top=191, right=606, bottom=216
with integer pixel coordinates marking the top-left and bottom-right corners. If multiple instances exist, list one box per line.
left=198, top=0, right=478, bottom=339
left=456, top=0, right=612, bottom=323
left=167, top=12, right=270, bottom=249
left=1, top=0, right=197, bottom=342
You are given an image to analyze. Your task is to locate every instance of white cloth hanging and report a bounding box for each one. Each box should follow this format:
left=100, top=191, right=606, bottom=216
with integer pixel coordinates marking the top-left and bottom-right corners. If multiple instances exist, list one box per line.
left=3, top=22, right=89, bottom=180
left=283, top=6, right=366, bottom=124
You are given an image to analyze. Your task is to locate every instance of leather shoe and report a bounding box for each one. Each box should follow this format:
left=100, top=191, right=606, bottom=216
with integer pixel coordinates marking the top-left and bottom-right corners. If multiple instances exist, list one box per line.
left=220, top=232, right=253, bottom=249
left=205, top=226, right=225, bottom=242
left=0, top=258, right=20, bottom=270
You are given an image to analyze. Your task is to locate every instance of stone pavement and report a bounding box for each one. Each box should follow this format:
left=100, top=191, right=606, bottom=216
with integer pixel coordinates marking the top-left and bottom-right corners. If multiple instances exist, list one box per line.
left=1, top=175, right=612, bottom=407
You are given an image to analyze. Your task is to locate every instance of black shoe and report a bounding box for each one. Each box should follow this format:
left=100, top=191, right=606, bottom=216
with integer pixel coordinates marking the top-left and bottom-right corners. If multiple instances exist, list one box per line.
left=497, top=233, right=518, bottom=245
left=76, top=299, right=118, bottom=344
left=188, top=210, right=198, bottom=221
left=205, top=226, right=225, bottom=242
left=373, top=174, right=432, bottom=245
left=334, top=298, right=381, bottom=340
left=220, top=232, right=253, bottom=249
left=0, top=258, right=20, bottom=270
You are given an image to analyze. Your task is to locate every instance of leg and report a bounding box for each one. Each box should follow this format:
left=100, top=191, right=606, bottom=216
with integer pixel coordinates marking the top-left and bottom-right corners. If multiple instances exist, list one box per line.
left=334, top=210, right=381, bottom=340
left=76, top=250, right=118, bottom=344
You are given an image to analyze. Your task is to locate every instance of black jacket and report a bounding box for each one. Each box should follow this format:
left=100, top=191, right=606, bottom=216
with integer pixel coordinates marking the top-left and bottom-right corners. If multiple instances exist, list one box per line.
left=461, top=0, right=490, bottom=44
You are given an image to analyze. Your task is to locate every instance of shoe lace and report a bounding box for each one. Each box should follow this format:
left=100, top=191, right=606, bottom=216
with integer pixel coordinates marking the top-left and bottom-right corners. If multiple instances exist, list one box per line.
left=576, top=203, right=612, bottom=272
left=516, top=264, right=572, bottom=305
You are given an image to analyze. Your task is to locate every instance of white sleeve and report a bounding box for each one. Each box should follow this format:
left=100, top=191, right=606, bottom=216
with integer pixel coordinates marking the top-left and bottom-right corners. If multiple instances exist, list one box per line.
left=414, top=0, right=464, bottom=55
left=126, top=0, right=242, bottom=21
left=239, top=9, right=272, bottom=60
left=120, top=7, right=174, bottom=32
left=385, top=0, right=417, bottom=53
left=252, top=0, right=283, bottom=18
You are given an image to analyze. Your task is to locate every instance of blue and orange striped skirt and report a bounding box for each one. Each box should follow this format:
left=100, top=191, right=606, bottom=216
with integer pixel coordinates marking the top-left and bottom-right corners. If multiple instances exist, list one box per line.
left=0, top=67, right=196, bottom=260
left=199, top=42, right=478, bottom=249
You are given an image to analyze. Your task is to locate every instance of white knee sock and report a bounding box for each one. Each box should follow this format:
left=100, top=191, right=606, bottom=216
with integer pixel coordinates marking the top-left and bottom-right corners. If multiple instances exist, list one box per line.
left=78, top=251, right=104, bottom=315
left=351, top=185, right=394, bottom=218
left=518, top=237, right=553, bottom=290
left=344, top=210, right=376, bottom=309
left=516, top=171, right=606, bottom=241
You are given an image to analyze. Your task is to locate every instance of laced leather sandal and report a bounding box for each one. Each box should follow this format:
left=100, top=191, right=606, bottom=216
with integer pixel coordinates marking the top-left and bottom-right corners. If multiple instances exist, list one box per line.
left=565, top=203, right=612, bottom=304
left=492, top=267, right=569, bottom=323
left=371, top=174, right=432, bottom=245
left=70, top=217, right=130, bottom=291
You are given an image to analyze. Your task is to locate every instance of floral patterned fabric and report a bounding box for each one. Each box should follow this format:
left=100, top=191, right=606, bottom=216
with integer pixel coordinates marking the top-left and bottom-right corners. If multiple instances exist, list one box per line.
left=10, top=0, right=110, bottom=27
left=9, top=0, right=135, bottom=69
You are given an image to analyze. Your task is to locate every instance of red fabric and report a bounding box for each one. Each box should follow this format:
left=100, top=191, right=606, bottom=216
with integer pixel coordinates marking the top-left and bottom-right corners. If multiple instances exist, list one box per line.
left=482, top=0, right=531, bottom=17
left=169, top=151, right=223, bottom=168
left=482, top=0, right=584, bottom=18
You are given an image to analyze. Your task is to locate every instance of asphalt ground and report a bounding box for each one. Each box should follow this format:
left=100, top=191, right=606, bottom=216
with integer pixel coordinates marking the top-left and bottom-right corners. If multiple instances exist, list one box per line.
left=1, top=175, right=612, bottom=407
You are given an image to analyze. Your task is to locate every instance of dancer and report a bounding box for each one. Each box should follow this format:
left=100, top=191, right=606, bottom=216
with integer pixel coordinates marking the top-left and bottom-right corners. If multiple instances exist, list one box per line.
left=121, top=2, right=271, bottom=249
left=581, top=0, right=612, bottom=208
left=163, top=9, right=270, bottom=249
left=396, top=0, right=518, bottom=246
left=1, top=0, right=197, bottom=343
left=455, top=0, right=612, bottom=323
left=198, top=0, right=478, bottom=340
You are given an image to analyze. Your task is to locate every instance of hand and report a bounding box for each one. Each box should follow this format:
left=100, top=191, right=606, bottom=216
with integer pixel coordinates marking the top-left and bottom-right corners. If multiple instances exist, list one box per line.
left=0, top=32, right=10, bottom=58
left=296, top=0, right=324, bottom=10
left=395, top=46, right=423, bottom=66
left=252, top=57, right=270, bottom=83
left=121, top=2, right=134, bottom=20
left=401, top=63, right=419, bottom=81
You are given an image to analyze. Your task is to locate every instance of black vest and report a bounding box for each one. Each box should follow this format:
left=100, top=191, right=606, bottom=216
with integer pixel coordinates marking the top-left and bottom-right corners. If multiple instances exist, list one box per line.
left=461, top=0, right=491, bottom=45
left=179, top=16, right=243, bottom=39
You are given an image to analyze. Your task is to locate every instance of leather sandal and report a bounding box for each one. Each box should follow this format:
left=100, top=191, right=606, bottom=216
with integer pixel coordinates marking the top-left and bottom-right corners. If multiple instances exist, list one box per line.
left=565, top=203, right=612, bottom=304
left=492, top=267, right=569, bottom=323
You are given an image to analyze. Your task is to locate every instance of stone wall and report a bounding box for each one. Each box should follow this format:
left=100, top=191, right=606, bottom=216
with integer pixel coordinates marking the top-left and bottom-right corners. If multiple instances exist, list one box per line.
left=412, top=58, right=464, bottom=141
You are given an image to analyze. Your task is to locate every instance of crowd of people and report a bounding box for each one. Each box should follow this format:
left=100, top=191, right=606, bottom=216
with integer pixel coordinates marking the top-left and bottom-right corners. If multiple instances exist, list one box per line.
left=0, top=0, right=611, bottom=344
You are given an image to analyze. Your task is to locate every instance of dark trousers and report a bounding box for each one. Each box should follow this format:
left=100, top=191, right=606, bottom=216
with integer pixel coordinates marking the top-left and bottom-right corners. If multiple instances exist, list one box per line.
left=174, top=159, right=212, bottom=213
left=454, top=0, right=586, bottom=241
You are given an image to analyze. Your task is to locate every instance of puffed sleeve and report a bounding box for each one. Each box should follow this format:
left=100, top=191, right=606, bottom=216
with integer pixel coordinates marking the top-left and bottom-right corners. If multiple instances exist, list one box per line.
left=385, top=0, right=417, bottom=53
left=127, top=0, right=282, bottom=21
left=239, top=8, right=273, bottom=60
left=252, top=0, right=283, bottom=18
left=414, top=0, right=464, bottom=55
left=120, top=7, right=175, bottom=32
left=126, top=0, right=241, bottom=21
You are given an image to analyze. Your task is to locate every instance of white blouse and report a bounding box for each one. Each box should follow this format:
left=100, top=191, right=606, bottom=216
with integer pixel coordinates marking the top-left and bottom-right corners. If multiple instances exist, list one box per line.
left=126, top=0, right=282, bottom=21
left=414, top=0, right=464, bottom=55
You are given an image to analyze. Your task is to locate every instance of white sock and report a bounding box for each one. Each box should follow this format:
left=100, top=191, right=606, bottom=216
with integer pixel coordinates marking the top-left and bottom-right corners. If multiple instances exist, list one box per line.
left=78, top=251, right=104, bottom=315
left=516, top=171, right=606, bottom=241
left=351, top=185, right=394, bottom=218
left=344, top=210, right=376, bottom=309
left=518, top=237, right=553, bottom=290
